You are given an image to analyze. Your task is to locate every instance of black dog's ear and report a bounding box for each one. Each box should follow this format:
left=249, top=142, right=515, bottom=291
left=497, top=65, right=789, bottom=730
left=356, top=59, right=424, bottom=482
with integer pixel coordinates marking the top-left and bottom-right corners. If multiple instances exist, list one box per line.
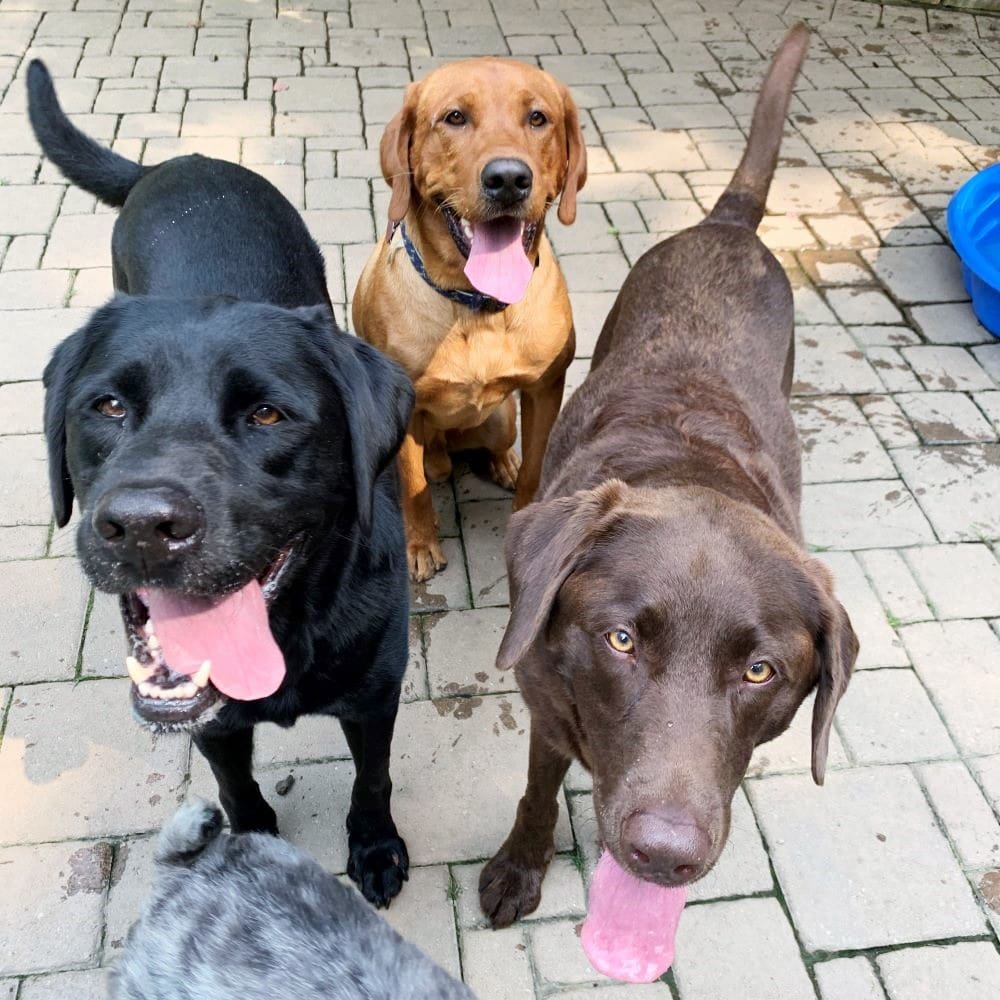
left=42, top=302, right=121, bottom=527
left=806, top=559, right=859, bottom=786
left=300, top=307, right=415, bottom=533
left=497, top=480, right=628, bottom=671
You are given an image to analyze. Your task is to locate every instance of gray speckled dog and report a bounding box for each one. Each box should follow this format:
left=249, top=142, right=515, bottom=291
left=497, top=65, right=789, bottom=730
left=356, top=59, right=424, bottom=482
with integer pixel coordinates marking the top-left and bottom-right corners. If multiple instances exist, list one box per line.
left=111, top=801, right=475, bottom=1000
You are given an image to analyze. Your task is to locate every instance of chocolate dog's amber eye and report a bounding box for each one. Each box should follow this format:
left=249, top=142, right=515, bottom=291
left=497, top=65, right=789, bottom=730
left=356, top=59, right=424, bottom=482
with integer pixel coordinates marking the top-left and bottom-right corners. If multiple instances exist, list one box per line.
left=606, top=630, right=634, bottom=654
left=744, top=661, right=774, bottom=684
left=250, top=405, right=284, bottom=426
left=528, top=110, right=548, bottom=127
left=96, top=396, right=126, bottom=419
left=444, top=109, right=466, bottom=126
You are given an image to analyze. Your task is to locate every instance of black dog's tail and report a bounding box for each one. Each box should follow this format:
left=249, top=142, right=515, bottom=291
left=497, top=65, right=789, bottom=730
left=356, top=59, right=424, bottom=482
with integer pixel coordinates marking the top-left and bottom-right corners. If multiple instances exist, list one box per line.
left=707, top=23, right=810, bottom=231
left=156, top=800, right=225, bottom=867
left=27, top=60, right=147, bottom=207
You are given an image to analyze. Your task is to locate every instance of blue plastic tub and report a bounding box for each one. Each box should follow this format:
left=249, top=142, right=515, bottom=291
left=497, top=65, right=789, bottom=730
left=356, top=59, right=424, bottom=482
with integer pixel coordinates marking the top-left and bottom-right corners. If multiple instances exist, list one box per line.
left=948, top=162, right=1000, bottom=338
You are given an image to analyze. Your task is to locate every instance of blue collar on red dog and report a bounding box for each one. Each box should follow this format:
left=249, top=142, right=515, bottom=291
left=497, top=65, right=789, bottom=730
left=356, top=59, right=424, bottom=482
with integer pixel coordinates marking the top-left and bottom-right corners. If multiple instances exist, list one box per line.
left=397, top=222, right=507, bottom=314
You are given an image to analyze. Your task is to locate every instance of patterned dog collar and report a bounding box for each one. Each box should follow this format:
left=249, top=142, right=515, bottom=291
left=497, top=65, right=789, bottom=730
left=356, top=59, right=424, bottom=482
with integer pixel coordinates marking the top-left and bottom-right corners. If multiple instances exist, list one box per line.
left=398, top=222, right=507, bottom=314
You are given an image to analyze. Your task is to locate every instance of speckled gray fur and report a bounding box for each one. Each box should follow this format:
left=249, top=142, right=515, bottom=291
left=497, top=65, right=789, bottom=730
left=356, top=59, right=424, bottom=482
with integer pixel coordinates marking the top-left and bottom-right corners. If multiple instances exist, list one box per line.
left=110, top=801, right=475, bottom=1000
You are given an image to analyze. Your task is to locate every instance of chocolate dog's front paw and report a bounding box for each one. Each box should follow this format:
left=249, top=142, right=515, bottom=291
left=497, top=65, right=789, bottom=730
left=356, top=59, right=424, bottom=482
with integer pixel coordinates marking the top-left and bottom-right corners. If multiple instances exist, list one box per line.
left=347, top=832, right=410, bottom=908
left=478, top=848, right=547, bottom=929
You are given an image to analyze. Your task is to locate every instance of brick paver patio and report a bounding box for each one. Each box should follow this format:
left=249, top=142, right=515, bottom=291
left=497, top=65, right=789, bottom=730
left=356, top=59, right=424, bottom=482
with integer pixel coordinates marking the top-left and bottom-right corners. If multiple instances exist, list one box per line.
left=2, top=0, right=1000, bottom=996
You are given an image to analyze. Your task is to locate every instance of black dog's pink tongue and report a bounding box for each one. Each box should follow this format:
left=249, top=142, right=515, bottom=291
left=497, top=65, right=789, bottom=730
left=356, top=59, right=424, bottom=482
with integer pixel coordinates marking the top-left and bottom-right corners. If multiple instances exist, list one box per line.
left=581, top=850, right=687, bottom=983
left=141, top=582, right=285, bottom=701
left=464, top=217, right=532, bottom=304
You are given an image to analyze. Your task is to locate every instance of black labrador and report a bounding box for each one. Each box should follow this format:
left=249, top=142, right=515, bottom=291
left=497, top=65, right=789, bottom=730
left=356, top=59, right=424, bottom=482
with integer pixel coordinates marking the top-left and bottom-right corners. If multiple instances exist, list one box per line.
left=28, top=61, right=415, bottom=906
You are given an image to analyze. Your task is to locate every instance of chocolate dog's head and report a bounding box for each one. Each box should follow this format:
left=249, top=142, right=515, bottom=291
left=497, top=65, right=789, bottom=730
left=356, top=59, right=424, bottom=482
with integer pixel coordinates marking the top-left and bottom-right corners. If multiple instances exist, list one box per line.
left=44, top=296, right=413, bottom=728
left=499, top=480, right=857, bottom=887
left=379, top=57, right=586, bottom=275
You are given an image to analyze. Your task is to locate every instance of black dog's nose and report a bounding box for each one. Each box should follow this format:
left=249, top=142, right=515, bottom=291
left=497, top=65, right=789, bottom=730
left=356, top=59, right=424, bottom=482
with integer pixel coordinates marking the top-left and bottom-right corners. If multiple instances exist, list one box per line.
left=622, top=808, right=711, bottom=884
left=93, top=487, right=203, bottom=559
left=481, top=158, right=532, bottom=207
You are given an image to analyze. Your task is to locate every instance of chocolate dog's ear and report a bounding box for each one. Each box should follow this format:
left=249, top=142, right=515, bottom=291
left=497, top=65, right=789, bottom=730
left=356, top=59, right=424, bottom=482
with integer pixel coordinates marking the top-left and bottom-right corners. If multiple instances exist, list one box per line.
left=381, top=82, right=420, bottom=229
left=556, top=84, right=587, bottom=226
left=42, top=301, right=119, bottom=526
left=807, top=560, right=858, bottom=786
left=305, top=307, right=415, bottom=534
left=497, top=480, right=627, bottom=671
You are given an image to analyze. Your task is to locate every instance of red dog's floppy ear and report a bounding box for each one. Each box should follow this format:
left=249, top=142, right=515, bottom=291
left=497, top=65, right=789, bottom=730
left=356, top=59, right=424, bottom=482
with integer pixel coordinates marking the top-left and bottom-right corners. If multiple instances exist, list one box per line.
left=807, top=559, right=859, bottom=786
left=497, top=480, right=627, bottom=671
left=556, top=84, right=588, bottom=226
left=381, top=82, right=420, bottom=229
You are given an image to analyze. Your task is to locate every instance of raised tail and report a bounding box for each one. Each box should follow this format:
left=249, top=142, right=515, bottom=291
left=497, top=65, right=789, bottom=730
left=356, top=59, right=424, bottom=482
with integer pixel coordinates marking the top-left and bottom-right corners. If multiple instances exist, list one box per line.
left=27, top=60, right=147, bottom=207
left=155, top=800, right=224, bottom=866
left=707, top=23, right=810, bottom=230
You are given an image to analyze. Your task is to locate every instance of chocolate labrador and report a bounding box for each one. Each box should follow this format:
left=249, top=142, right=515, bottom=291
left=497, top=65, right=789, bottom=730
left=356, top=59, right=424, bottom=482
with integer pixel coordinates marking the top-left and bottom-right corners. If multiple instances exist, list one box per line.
left=478, top=24, right=858, bottom=980
left=28, top=61, right=414, bottom=906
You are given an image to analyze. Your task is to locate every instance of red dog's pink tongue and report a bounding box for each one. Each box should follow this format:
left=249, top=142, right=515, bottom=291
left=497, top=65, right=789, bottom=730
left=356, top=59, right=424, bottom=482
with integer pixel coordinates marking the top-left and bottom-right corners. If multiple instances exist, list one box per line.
left=142, top=581, right=285, bottom=701
left=464, top=217, right=533, bottom=305
left=581, top=851, right=687, bottom=983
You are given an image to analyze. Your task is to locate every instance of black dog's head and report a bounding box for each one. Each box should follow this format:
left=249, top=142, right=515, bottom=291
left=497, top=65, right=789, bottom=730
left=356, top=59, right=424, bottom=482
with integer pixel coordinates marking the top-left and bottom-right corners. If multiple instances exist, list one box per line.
left=45, top=295, right=413, bottom=729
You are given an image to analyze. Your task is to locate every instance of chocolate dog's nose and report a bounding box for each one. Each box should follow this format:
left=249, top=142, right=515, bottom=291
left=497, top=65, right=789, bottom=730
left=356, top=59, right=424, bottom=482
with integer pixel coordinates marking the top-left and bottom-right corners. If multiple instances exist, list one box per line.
left=93, top=487, right=203, bottom=558
left=622, top=808, right=711, bottom=883
left=481, top=158, right=532, bottom=207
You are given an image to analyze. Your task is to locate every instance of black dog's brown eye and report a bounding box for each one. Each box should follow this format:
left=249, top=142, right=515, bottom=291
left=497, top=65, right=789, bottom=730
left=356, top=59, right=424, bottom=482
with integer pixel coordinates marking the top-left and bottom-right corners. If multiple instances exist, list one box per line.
left=250, top=405, right=284, bottom=426
left=528, top=110, right=547, bottom=127
left=606, top=630, right=635, bottom=654
left=96, top=396, right=126, bottom=419
left=744, top=661, right=774, bottom=684
left=444, top=109, right=466, bottom=126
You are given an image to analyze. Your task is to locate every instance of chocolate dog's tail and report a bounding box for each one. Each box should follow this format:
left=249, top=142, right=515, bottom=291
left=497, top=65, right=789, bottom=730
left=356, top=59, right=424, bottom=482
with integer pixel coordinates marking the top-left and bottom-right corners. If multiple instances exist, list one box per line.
left=707, top=23, right=810, bottom=230
left=156, top=800, right=224, bottom=867
left=27, top=60, right=147, bottom=207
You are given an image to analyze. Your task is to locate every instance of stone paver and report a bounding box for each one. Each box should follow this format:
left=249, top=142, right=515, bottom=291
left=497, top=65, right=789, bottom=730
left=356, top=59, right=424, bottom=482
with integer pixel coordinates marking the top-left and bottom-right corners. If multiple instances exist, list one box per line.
left=0, top=839, right=110, bottom=975
left=814, top=957, right=886, bottom=1000
left=835, top=668, right=956, bottom=764
left=916, top=760, right=1000, bottom=870
left=18, top=969, right=108, bottom=999
left=901, top=619, right=1000, bottom=756
left=672, top=897, right=815, bottom=1000
left=878, top=942, right=1000, bottom=1000
left=1, top=1, right=999, bottom=994
left=905, top=543, right=1000, bottom=619
left=0, top=678, right=188, bottom=844
left=0, top=558, right=89, bottom=684
left=749, top=766, right=986, bottom=952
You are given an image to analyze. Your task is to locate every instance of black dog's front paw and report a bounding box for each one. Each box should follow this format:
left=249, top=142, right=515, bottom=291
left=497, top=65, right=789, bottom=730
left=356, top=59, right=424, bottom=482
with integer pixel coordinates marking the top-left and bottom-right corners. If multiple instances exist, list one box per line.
left=479, top=847, right=547, bottom=929
left=347, top=832, right=409, bottom=907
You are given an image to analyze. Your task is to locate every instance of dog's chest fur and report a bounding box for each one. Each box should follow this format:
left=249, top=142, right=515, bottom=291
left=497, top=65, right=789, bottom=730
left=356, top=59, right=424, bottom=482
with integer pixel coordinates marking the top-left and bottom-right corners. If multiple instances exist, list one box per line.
left=415, top=317, right=554, bottom=429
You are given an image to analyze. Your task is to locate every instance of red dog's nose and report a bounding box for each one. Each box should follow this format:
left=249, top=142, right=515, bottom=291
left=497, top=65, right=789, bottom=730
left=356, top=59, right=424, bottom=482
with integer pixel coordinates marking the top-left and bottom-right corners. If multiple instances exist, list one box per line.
left=621, top=807, right=711, bottom=883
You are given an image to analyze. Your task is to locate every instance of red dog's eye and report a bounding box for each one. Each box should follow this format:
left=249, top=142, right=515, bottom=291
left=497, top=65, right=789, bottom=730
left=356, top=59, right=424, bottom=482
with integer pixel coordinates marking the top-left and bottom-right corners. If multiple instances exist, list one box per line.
left=444, top=109, right=466, bottom=127
left=528, top=110, right=547, bottom=127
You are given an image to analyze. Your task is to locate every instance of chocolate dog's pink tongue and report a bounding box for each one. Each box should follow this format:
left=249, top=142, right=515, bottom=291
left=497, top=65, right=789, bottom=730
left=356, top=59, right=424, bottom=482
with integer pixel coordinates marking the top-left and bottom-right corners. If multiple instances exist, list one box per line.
left=581, top=850, right=687, bottom=984
left=142, top=581, right=285, bottom=701
left=464, top=217, right=533, bottom=305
